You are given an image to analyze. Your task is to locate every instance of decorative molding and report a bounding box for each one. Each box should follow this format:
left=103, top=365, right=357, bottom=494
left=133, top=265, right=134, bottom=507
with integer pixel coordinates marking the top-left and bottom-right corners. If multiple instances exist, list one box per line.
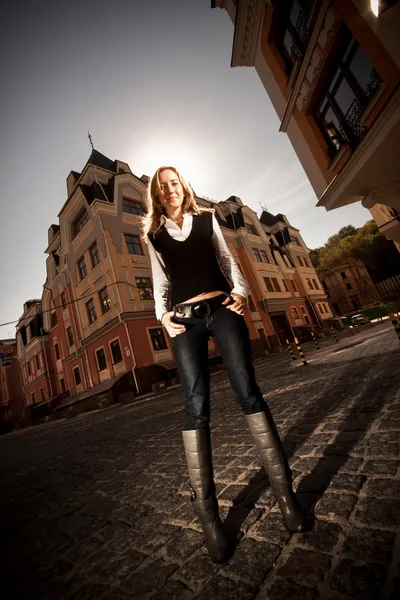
left=231, top=0, right=266, bottom=67
left=318, top=86, right=400, bottom=209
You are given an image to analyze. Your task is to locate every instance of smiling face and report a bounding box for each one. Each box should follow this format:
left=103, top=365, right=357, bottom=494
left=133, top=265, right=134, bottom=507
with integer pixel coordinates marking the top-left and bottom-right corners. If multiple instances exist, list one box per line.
left=157, top=168, right=185, bottom=215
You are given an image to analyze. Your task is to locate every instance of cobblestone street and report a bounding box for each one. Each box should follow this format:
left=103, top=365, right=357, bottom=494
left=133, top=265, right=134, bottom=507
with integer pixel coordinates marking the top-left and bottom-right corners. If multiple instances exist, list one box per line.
left=1, top=321, right=400, bottom=600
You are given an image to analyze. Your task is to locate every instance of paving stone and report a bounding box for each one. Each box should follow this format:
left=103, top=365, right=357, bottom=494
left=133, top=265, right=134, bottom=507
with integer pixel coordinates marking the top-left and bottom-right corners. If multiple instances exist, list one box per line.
left=265, top=578, right=320, bottom=600
left=361, top=459, right=398, bottom=475
left=220, top=537, right=281, bottom=587
left=158, top=529, right=203, bottom=564
left=196, top=574, right=256, bottom=600
left=293, top=520, right=342, bottom=554
left=171, top=550, right=218, bottom=593
left=151, top=579, right=194, bottom=600
left=215, top=466, right=248, bottom=484
left=341, top=529, right=394, bottom=565
left=248, top=512, right=291, bottom=546
left=277, top=548, right=331, bottom=588
left=218, top=484, right=257, bottom=506
left=365, top=477, right=400, bottom=498
left=315, top=493, right=357, bottom=521
left=327, top=473, right=366, bottom=494
left=329, top=559, right=387, bottom=599
left=121, top=559, right=177, bottom=597
left=354, top=497, right=400, bottom=528
left=366, top=442, right=400, bottom=457
left=69, top=583, right=110, bottom=600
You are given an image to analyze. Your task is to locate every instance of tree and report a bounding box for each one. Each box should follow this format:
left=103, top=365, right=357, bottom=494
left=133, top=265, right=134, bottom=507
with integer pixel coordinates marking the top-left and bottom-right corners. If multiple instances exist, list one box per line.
left=311, top=220, right=400, bottom=281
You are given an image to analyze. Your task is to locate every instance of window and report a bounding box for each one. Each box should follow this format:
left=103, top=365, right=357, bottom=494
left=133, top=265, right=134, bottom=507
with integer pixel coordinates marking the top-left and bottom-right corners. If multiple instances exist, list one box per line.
left=72, top=209, right=89, bottom=238
left=50, top=311, right=58, bottom=328
left=73, top=366, right=81, bottom=385
left=125, top=234, right=143, bottom=255
left=86, top=298, right=97, bottom=324
left=78, top=256, right=87, bottom=280
left=61, top=291, right=67, bottom=310
left=35, top=354, right=40, bottom=370
left=149, top=327, right=168, bottom=351
left=304, top=315, right=311, bottom=325
left=27, top=361, right=31, bottom=376
left=292, top=307, right=300, bottom=320
left=297, top=256, right=304, bottom=267
left=110, top=339, right=123, bottom=364
left=245, top=223, right=257, bottom=235
left=248, top=295, right=256, bottom=312
left=346, top=282, right=352, bottom=290
left=252, top=248, right=262, bottom=262
left=60, top=377, right=66, bottom=393
left=352, top=299, right=360, bottom=309
left=99, top=287, right=111, bottom=314
left=66, top=326, right=74, bottom=347
left=90, top=242, right=100, bottom=267
left=274, top=0, right=311, bottom=73
left=282, top=280, right=289, bottom=292
left=263, top=277, right=274, bottom=293
left=300, top=306, right=307, bottom=315
left=306, top=278, right=313, bottom=289
left=122, top=198, right=144, bottom=215
left=54, top=342, right=60, bottom=361
left=260, top=249, right=270, bottom=263
left=290, top=236, right=300, bottom=246
left=96, top=347, right=107, bottom=371
left=136, top=277, right=154, bottom=300
left=31, top=392, right=36, bottom=404
left=312, top=279, right=319, bottom=290
left=291, top=280, right=298, bottom=292
left=313, top=24, right=382, bottom=158
left=341, top=271, right=347, bottom=279
left=40, top=388, right=45, bottom=403
left=271, top=278, right=281, bottom=292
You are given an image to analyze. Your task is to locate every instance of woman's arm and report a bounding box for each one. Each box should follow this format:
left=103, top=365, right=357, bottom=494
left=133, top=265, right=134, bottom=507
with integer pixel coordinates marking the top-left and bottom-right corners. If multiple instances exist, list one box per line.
left=211, top=215, right=249, bottom=300
left=147, top=239, right=172, bottom=322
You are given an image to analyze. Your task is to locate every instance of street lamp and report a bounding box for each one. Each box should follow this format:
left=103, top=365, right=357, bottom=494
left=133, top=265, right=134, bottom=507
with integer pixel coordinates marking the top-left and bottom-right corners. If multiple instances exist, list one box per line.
left=371, top=0, right=398, bottom=16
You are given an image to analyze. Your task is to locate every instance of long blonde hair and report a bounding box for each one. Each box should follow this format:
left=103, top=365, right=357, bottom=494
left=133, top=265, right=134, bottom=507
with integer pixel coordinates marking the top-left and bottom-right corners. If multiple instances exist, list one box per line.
left=141, top=166, right=213, bottom=239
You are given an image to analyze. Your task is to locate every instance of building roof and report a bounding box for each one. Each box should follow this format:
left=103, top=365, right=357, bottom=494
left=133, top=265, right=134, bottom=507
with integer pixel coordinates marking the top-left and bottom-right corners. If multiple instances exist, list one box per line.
left=86, top=149, right=117, bottom=173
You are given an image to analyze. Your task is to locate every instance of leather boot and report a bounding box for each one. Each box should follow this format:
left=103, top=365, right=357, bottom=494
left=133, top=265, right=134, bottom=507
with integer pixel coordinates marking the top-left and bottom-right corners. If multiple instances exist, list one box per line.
left=182, top=427, right=230, bottom=563
left=246, top=409, right=305, bottom=532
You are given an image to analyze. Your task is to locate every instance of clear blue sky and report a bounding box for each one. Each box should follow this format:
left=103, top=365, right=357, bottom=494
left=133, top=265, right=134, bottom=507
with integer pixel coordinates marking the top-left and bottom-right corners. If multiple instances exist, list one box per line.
left=0, top=0, right=370, bottom=335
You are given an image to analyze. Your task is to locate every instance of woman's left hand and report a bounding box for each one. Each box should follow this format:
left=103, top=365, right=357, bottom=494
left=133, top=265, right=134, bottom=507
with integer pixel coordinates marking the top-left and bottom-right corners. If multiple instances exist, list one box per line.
left=222, top=293, right=247, bottom=315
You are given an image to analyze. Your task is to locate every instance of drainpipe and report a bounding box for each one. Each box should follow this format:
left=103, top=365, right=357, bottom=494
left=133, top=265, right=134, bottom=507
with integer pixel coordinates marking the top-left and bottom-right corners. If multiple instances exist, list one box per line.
left=39, top=328, right=53, bottom=399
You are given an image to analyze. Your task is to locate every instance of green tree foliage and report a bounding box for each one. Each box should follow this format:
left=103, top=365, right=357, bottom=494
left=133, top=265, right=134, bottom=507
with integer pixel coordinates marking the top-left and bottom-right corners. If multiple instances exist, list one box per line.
left=311, top=220, right=400, bottom=280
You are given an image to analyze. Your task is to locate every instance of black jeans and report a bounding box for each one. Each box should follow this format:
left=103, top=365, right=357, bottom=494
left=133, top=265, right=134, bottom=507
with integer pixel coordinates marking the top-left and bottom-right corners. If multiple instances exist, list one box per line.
left=172, top=306, right=267, bottom=430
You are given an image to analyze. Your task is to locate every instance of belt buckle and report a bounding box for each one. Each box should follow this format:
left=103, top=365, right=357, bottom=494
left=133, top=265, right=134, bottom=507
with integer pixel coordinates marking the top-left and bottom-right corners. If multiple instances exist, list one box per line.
left=191, top=301, right=210, bottom=319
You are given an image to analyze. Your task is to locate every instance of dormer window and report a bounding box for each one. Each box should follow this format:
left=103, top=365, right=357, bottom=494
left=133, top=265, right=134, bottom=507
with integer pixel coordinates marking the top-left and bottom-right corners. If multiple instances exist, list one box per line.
left=72, top=209, right=89, bottom=239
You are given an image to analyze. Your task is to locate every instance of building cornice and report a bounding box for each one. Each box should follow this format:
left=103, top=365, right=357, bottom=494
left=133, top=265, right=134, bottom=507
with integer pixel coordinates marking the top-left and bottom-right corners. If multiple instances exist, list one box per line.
left=231, top=0, right=266, bottom=67
left=318, top=85, right=400, bottom=210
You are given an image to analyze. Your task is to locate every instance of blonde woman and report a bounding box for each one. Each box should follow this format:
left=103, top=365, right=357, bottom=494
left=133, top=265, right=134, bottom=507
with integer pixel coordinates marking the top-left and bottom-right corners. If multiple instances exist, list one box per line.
left=142, top=166, right=305, bottom=563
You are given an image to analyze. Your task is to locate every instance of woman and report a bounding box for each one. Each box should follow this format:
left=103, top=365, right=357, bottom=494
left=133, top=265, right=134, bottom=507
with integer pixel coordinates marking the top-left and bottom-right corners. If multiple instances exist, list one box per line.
left=142, top=166, right=305, bottom=563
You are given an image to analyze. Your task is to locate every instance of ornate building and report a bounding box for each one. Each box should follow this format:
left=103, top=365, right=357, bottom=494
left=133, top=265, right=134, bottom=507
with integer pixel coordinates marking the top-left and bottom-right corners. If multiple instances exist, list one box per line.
left=15, top=150, right=331, bottom=424
left=211, top=0, right=400, bottom=249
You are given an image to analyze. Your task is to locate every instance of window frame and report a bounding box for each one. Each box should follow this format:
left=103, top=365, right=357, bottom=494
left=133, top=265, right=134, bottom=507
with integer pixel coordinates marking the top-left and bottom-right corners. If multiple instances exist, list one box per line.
left=109, top=338, right=123, bottom=365
left=252, top=248, right=262, bottom=263
left=124, top=233, right=144, bottom=256
left=72, top=208, right=89, bottom=239
left=149, top=327, right=168, bottom=352
left=271, top=277, right=281, bottom=292
left=122, top=197, right=145, bottom=216
left=292, top=307, right=300, bottom=320
left=78, top=255, right=88, bottom=281
left=35, top=354, right=40, bottom=370
left=54, top=341, right=60, bottom=361
left=61, top=291, right=67, bottom=310
left=89, top=242, right=100, bottom=268
left=99, top=287, right=111, bottom=314
left=73, top=365, right=82, bottom=386
left=260, top=249, right=270, bottom=263
left=95, top=346, right=108, bottom=372
left=263, top=277, right=274, bottom=293
left=66, top=326, right=74, bottom=347
left=86, top=298, right=97, bottom=324
left=135, top=277, right=154, bottom=301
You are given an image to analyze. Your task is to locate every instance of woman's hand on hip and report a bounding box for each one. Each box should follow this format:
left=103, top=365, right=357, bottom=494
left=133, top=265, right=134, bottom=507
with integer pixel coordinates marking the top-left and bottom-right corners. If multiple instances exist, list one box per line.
left=161, top=311, right=186, bottom=338
left=223, top=293, right=247, bottom=316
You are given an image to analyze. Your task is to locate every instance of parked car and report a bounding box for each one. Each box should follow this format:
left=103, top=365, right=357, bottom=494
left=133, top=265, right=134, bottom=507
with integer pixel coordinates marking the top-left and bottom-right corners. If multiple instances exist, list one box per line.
left=350, top=314, right=370, bottom=326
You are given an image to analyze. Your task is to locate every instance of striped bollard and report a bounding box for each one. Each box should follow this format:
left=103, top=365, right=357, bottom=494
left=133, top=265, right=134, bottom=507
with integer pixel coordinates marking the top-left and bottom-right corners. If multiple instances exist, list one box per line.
left=286, top=338, right=296, bottom=361
left=294, top=337, right=307, bottom=366
left=330, top=327, right=339, bottom=343
left=311, top=331, right=320, bottom=350
left=389, top=313, right=400, bottom=343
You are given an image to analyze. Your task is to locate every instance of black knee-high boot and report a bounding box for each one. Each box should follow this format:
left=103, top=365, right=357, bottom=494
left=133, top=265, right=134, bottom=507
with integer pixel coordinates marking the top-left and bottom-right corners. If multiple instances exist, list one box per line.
left=246, top=408, right=305, bottom=532
left=182, top=427, right=230, bottom=563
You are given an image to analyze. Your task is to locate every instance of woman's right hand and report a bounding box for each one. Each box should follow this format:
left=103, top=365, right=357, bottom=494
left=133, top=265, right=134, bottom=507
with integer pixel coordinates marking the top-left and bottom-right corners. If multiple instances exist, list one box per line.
left=161, top=311, right=187, bottom=338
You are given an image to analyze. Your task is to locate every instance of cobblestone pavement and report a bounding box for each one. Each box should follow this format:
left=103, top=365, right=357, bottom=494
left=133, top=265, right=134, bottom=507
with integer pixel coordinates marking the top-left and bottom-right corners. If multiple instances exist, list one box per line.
left=1, top=321, right=400, bottom=600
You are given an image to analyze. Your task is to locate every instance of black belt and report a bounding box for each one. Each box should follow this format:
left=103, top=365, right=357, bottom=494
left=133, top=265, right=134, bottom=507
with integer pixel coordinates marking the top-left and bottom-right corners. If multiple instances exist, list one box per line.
left=173, top=292, right=233, bottom=320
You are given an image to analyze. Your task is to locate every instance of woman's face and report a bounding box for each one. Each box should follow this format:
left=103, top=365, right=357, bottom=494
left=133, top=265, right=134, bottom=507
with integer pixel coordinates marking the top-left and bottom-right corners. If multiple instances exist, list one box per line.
left=157, top=169, right=185, bottom=213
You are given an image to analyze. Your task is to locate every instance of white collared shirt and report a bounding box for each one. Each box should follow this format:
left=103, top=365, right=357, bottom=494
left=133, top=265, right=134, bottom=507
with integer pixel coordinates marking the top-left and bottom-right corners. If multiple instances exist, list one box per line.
left=147, top=213, right=249, bottom=320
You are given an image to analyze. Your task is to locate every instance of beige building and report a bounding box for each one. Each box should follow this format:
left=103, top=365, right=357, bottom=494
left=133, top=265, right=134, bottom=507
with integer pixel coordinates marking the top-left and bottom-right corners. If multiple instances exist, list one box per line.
left=319, top=258, right=380, bottom=315
left=212, top=0, right=400, bottom=248
left=16, top=149, right=331, bottom=423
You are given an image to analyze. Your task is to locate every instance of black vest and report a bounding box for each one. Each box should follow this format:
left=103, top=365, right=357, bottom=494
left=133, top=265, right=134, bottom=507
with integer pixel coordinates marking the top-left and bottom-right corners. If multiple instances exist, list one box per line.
left=149, top=212, right=232, bottom=307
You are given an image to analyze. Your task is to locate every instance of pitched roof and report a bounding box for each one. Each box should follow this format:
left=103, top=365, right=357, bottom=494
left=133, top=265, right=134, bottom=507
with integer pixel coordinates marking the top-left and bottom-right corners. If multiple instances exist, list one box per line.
left=86, top=149, right=116, bottom=172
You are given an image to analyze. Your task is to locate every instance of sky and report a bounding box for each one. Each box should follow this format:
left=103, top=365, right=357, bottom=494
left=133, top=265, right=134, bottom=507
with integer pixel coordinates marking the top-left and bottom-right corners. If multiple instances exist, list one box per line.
left=0, top=0, right=371, bottom=336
